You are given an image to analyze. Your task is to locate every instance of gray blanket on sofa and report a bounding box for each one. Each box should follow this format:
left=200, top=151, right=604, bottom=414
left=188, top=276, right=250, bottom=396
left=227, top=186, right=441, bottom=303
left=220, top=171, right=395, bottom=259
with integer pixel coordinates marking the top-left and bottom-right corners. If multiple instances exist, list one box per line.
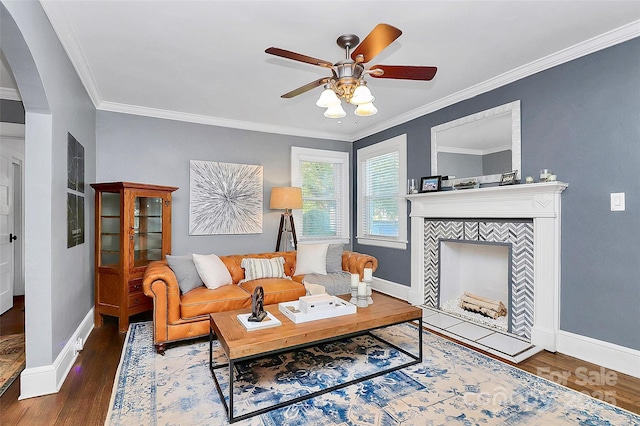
left=302, top=271, right=352, bottom=296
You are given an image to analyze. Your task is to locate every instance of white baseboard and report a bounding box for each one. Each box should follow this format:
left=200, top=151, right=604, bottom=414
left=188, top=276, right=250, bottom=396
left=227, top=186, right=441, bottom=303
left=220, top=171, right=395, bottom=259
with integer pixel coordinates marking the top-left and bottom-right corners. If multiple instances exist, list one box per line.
left=372, top=277, right=640, bottom=379
left=370, top=277, right=411, bottom=301
left=19, top=308, right=94, bottom=399
left=557, top=330, right=640, bottom=379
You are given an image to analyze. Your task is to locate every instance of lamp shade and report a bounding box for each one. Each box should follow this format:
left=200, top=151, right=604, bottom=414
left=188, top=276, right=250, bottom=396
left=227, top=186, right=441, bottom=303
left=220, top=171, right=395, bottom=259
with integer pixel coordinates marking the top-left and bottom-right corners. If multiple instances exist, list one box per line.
left=270, top=187, right=303, bottom=210
left=316, top=88, right=341, bottom=108
left=354, top=102, right=378, bottom=116
left=324, top=103, right=347, bottom=118
left=350, top=84, right=374, bottom=105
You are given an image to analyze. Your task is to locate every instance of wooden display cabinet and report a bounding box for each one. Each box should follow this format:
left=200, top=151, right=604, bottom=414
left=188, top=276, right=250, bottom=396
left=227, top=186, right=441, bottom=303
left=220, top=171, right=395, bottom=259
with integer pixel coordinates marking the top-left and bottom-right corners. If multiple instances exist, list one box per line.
left=91, top=182, right=178, bottom=332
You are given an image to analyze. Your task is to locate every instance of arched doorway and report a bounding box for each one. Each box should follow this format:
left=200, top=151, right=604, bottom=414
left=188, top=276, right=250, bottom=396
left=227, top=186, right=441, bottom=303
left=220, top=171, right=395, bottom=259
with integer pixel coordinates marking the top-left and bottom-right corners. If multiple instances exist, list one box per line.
left=1, top=1, right=53, bottom=400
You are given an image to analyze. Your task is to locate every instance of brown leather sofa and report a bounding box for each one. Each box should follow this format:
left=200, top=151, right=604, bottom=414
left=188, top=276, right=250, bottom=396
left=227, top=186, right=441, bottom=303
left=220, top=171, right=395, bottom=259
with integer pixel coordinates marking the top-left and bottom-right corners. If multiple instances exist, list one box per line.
left=142, top=250, right=377, bottom=354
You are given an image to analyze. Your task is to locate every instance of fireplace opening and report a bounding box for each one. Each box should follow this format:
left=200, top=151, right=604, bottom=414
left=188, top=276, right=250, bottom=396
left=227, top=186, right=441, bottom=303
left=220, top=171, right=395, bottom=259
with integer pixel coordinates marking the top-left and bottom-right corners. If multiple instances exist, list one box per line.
left=439, top=240, right=511, bottom=332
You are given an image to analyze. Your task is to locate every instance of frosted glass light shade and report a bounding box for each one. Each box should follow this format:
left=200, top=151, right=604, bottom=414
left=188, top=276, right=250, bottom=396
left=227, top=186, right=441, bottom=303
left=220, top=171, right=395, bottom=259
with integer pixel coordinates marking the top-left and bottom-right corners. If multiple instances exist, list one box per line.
left=316, top=88, right=341, bottom=108
left=350, top=84, right=374, bottom=105
left=324, top=104, right=346, bottom=118
left=354, top=102, right=378, bottom=116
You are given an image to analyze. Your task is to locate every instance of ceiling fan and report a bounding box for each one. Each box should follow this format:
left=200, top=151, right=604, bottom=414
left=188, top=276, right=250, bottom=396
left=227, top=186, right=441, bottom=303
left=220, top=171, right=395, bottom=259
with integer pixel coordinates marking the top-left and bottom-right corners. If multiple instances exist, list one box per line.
left=265, top=23, right=437, bottom=118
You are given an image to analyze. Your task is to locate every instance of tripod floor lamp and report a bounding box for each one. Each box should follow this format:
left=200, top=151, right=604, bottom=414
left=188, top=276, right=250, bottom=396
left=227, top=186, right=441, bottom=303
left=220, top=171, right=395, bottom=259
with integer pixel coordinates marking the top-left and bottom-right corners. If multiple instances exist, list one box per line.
left=270, top=187, right=303, bottom=252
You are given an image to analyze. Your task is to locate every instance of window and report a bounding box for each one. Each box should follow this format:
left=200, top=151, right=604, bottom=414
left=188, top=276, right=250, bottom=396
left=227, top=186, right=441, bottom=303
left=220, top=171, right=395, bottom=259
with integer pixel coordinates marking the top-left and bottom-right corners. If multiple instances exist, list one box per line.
left=291, top=147, right=349, bottom=243
left=357, top=134, right=407, bottom=249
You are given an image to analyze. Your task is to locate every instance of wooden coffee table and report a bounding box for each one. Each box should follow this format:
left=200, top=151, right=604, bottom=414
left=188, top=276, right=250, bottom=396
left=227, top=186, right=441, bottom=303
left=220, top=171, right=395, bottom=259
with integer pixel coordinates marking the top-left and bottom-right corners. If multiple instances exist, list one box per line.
left=209, top=292, right=423, bottom=423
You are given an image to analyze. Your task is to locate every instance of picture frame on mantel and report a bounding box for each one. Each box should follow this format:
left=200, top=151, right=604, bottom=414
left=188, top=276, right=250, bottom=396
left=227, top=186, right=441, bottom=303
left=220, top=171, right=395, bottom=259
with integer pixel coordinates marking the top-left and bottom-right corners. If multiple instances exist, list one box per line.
left=419, top=176, right=442, bottom=193
left=500, top=170, right=518, bottom=186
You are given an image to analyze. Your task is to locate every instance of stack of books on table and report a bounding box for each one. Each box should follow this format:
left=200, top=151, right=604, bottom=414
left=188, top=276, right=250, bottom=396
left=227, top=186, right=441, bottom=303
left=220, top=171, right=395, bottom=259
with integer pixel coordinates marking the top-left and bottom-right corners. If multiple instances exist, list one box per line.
left=236, top=311, right=282, bottom=331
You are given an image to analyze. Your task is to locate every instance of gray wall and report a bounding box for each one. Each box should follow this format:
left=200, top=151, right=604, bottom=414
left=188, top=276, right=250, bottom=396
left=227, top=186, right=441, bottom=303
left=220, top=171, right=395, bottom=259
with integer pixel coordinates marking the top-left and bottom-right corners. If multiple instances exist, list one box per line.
left=96, top=111, right=351, bottom=256
left=0, top=99, right=24, bottom=123
left=353, top=37, right=640, bottom=350
left=1, top=1, right=97, bottom=367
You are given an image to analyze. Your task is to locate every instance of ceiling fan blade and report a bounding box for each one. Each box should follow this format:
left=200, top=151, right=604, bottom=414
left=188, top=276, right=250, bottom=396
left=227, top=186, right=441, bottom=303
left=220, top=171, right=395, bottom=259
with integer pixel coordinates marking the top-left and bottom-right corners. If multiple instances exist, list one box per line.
left=281, top=78, right=328, bottom=98
left=266, top=47, right=334, bottom=68
left=351, top=23, right=402, bottom=63
left=369, top=65, right=438, bottom=81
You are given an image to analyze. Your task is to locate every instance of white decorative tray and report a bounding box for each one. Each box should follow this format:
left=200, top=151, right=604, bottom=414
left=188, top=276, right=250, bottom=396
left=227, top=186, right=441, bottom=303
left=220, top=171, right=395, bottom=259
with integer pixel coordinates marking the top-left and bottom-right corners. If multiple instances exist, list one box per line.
left=279, top=297, right=357, bottom=324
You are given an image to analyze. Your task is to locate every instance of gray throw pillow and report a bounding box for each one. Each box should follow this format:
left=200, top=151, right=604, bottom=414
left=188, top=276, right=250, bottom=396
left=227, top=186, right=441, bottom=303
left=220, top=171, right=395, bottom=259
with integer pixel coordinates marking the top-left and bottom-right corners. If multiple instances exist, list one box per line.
left=166, top=254, right=204, bottom=294
left=325, top=243, right=344, bottom=273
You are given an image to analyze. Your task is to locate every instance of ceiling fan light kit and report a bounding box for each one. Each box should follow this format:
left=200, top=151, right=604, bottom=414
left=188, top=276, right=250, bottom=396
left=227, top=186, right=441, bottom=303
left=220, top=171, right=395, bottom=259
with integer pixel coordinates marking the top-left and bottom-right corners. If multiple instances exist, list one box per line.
left=316, top=85, right=341, bottom=108
left=266, top=23, right=437, bottom=120
left=354, top=102, right=378, bottom=117
left=349, top=82, right=375, bottom=105
left=324, top=104, right=347, bottom=119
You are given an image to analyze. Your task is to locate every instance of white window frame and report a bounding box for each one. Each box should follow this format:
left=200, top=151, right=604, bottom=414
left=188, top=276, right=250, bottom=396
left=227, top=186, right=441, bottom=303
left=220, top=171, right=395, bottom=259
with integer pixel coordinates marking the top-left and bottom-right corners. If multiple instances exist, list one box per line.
left=291, top=147, right=350, bottom=244
left=357, top=134, right=407, bottom=250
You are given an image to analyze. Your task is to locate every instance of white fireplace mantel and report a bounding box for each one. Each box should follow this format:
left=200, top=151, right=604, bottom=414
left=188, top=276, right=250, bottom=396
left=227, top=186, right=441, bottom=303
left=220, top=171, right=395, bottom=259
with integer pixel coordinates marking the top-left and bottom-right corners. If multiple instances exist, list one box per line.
left=407, top=182, right=568, bottom=352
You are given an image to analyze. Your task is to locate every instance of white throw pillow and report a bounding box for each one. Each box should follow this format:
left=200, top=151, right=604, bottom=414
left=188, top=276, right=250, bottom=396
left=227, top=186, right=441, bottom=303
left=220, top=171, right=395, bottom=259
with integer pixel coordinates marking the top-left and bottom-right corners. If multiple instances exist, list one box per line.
left=295, top=243, right=329, bottom=275
left=192, top=253, right=232, bottom=290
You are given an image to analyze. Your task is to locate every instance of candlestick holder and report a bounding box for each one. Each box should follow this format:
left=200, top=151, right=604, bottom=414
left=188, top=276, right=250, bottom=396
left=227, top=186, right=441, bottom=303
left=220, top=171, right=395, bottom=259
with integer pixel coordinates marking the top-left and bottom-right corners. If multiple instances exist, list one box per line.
left=357, top=292, right=368, bottom=308
left=350, top=283, right=358, bottom=304
left=363, top=266, right=373, bottom=304
left=357, top=281, right=368, bottom=307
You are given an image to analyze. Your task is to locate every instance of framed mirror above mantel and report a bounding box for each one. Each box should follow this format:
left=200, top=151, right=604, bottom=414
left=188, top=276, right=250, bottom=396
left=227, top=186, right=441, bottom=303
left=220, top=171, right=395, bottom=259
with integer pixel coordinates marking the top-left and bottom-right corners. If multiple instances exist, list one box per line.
left=431, top=100, right=521, bottom=185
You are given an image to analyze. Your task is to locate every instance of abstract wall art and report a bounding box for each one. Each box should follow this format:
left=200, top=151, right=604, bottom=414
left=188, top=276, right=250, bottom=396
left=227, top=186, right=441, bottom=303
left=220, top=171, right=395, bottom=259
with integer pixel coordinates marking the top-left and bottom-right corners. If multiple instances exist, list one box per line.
left=189, top=160, right=263, bottom=235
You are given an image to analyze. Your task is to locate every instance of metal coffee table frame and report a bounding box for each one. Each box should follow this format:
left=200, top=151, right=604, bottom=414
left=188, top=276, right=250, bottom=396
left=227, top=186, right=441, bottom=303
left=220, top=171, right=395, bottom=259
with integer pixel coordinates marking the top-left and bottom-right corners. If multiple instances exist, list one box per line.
left=209, top=317, right=423, bottom=423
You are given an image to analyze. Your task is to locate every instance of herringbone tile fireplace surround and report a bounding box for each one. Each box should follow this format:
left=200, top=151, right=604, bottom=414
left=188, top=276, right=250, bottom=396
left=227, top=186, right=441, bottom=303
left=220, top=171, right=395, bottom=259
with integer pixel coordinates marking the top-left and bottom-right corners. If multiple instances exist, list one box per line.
left=423, top=219, right=534, bottom=339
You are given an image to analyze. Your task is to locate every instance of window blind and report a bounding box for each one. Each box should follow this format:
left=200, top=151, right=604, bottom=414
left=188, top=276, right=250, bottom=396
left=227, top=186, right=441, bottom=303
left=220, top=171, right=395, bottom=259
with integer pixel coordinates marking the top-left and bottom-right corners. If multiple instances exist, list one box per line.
left=362, top=151, right=400, bottom=238
left=300, top=160, right=340, bottom=239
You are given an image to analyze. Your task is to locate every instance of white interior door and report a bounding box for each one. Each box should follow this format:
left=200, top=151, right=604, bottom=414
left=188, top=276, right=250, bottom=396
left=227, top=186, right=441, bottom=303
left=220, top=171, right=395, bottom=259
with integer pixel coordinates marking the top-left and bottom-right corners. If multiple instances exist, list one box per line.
left=0, top=148, right=14, bottom=314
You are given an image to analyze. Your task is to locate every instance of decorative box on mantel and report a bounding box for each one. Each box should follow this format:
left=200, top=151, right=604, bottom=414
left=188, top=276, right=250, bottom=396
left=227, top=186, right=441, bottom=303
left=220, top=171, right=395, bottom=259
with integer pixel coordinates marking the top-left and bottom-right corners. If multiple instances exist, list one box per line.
left=406, top=181, right=568, bottom=352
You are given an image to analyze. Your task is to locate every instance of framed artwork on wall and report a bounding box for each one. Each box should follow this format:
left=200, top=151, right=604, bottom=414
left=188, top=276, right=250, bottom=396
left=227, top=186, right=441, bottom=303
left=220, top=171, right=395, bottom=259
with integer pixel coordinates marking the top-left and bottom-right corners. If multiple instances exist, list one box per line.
left=189, top=160, right=263, bottom=235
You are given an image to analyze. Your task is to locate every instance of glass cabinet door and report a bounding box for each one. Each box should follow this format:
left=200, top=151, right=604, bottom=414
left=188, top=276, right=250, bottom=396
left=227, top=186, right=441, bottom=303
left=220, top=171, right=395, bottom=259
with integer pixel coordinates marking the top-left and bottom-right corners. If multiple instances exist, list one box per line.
left=100, top=192, right=121, bottom=267
left=133, top=196, right=163, bottom=267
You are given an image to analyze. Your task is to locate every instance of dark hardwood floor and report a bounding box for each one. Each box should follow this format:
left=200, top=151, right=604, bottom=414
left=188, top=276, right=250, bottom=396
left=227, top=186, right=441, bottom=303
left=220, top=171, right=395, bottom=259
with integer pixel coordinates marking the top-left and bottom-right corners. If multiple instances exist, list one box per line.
left=0, top=299, right=638, bottom=425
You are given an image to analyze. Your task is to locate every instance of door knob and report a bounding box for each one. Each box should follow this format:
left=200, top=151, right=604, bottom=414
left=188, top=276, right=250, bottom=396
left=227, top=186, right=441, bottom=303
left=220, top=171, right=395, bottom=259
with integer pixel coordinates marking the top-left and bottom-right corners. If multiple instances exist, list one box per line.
left=9, top=233, right=17, bottom=243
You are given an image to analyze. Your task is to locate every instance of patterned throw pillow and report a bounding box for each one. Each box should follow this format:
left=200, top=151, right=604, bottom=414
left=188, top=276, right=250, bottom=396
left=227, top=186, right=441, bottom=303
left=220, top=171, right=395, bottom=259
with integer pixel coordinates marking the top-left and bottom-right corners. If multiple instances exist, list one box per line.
left=241, top=257, right=288, bottom=282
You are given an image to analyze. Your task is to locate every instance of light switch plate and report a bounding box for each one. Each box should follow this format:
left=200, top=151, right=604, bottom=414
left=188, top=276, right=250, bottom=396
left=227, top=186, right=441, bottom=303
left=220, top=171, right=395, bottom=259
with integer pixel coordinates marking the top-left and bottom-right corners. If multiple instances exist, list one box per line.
left=610, top=193, right=625, bottom=211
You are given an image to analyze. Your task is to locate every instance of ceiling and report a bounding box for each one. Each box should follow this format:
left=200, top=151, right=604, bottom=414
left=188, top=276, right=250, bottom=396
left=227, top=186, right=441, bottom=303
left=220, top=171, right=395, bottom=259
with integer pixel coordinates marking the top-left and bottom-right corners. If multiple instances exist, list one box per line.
left=3, top=1, right=639, bottom=141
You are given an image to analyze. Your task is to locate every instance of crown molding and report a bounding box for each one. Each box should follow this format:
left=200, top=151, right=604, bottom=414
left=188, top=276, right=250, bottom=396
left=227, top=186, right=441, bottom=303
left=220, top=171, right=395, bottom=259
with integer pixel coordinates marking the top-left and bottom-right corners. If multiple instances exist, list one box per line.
left=97, top=101, right=353, bottom=142
left=40, top=1, right=102, bottom=108
left=41, top=1, right=639, bottom=143
left=351, top=21, right=640, bottom=141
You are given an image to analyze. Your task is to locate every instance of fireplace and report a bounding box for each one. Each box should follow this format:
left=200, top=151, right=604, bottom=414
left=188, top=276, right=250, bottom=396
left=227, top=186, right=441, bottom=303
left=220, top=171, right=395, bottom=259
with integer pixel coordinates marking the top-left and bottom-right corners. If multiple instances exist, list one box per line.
left=439, top=240, right=511, bottom=332
left=407, top=182, right=567, bottom=352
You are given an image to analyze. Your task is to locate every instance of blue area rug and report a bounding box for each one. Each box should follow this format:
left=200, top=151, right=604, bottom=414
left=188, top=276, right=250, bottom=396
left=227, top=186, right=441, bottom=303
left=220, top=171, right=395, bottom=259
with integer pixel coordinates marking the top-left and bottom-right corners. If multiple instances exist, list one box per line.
left=107, top=322, right=640, bottom=425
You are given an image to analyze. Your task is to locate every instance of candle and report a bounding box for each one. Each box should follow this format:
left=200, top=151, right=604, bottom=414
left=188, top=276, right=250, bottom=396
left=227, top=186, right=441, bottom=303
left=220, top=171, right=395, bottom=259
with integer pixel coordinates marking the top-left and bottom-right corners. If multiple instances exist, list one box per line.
left=363, top=267, right=373, bottom=282
left=539, top=169, right=550, bottom=181
left=358, top=281, right=367, bottom=296
left=350, top=273, right=359, bottom=288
